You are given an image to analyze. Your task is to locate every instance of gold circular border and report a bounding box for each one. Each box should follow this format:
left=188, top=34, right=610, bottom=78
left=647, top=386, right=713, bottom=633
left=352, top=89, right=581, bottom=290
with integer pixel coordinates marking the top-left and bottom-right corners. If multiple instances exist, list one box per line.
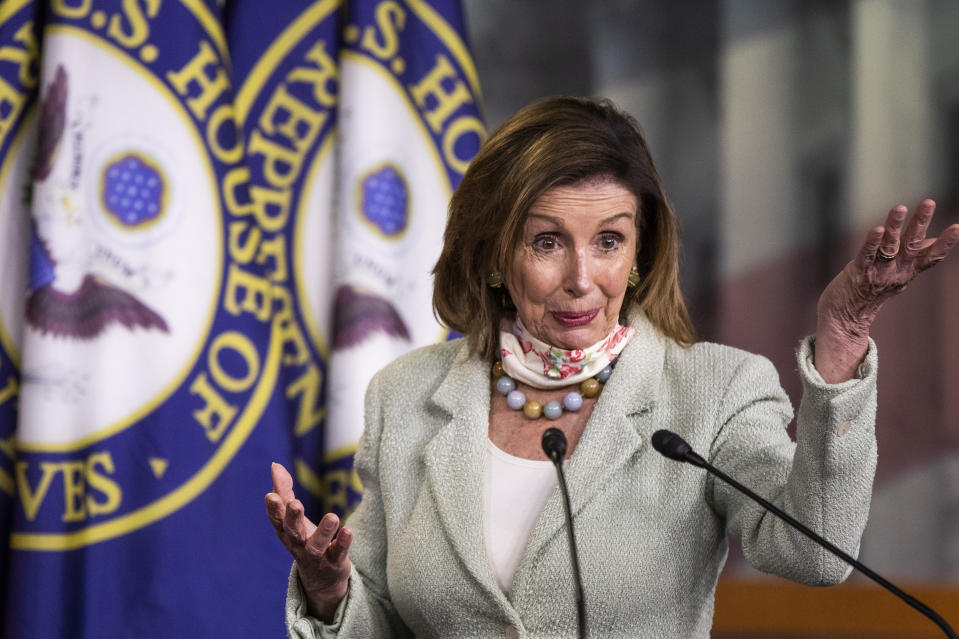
left=0, top=107, right=35, bottom=368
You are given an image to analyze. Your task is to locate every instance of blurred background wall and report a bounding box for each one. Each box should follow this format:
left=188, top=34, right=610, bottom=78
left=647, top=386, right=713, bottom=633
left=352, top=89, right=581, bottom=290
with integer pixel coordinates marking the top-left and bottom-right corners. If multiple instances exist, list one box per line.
left=463, top=0, right=959, bottom=636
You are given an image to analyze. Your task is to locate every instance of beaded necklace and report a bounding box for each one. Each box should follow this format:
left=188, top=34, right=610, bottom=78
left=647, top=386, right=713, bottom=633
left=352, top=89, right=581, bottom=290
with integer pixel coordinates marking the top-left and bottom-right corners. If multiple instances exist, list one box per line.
left=494, top=315, right=633, bottom=421
left=491, top=359, right=615, bottom=420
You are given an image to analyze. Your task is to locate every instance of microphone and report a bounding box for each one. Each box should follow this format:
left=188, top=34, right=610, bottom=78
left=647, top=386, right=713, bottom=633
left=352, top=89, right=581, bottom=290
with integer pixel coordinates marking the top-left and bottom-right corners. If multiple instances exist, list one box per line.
left=541, top=428, right=586, bottom=639
left=651, top=429, right=958, bottom=639
left=542, top=427, right=568, bottom=462
left=650, top=429, right=705, bottom=467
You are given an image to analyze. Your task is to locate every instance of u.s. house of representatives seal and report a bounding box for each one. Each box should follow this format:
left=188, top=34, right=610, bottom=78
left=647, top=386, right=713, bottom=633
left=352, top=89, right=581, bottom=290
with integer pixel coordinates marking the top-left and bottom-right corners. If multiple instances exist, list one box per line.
left=8, top=1, right=280, bottom=551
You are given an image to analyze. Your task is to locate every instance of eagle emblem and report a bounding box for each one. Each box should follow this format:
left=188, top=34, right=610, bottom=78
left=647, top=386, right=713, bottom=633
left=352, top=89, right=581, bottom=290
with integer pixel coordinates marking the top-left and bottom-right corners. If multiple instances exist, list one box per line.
left=26, top=64, right=170, bottom=340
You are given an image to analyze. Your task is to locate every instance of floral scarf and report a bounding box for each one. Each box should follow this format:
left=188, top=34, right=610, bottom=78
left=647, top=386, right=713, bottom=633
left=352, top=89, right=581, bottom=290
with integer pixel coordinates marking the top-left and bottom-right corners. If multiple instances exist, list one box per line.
left=498, top=315, right=634, bottom=389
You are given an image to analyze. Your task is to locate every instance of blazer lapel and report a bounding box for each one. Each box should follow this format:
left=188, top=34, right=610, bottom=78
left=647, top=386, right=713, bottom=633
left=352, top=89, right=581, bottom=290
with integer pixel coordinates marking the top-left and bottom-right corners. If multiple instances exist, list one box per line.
left=514, top=315, right=667, bottom=584
left=423, top=344, right=516, bottom=613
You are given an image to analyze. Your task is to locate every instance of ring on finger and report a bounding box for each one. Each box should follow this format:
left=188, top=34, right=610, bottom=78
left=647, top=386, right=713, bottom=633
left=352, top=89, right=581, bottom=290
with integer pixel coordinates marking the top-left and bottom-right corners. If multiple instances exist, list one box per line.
left=876, top=249, right=897, bottom=262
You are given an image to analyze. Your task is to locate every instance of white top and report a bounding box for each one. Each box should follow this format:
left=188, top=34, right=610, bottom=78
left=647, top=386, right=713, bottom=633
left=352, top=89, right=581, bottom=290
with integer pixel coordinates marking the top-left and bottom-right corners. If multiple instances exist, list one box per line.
left=483, top=439, right=558, bottom=592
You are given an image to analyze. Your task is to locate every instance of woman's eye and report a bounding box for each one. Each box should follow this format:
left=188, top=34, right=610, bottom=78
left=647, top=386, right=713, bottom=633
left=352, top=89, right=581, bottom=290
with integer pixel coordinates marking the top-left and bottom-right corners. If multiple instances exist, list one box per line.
left=599, top=235, right=620, bottom=251
left=534, top=236, right=558, bottom=251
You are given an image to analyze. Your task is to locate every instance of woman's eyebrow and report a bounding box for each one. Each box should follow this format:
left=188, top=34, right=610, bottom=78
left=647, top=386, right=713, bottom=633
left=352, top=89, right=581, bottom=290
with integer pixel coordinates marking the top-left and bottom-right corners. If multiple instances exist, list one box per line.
left=525, top=211, right=635, bottom=226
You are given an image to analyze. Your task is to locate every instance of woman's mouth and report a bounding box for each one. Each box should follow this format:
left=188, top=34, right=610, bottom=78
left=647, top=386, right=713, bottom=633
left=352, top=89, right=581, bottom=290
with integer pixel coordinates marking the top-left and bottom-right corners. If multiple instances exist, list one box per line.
left=551, top=309, right=599, bottom=327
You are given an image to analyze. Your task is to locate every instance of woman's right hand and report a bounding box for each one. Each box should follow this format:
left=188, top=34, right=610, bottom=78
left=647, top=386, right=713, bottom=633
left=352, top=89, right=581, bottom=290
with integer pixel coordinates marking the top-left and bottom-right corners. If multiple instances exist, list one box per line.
left=265, top=462, right=353, bottom=623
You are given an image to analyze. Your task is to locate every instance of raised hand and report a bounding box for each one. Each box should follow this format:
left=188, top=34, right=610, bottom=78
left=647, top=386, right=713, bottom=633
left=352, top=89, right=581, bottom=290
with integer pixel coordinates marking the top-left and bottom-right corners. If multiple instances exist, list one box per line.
left=265, top=462, right=353, bottom=622
left=815, top=199, right=959, bottom=383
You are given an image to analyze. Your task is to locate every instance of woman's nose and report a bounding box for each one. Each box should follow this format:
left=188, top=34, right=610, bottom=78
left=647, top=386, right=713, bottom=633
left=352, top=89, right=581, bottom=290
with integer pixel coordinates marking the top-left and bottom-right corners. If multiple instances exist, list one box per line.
left=564, top=250, right=593, bottom=296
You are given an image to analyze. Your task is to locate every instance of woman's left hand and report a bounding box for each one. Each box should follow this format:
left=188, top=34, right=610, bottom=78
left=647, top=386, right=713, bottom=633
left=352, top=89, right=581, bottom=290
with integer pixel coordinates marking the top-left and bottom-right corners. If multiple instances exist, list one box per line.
left=814, top=199, right=959, bottom=383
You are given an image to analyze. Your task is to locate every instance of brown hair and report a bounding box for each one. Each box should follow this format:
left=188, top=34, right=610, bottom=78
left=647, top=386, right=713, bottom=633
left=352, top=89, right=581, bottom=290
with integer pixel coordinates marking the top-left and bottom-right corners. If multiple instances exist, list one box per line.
left=433, top=96, right=694, bottom=360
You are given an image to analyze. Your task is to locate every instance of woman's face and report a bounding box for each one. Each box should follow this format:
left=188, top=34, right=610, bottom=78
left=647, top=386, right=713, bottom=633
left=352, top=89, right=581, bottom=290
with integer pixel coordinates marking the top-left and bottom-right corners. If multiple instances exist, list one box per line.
left=507, top=179, right=638, bottom=350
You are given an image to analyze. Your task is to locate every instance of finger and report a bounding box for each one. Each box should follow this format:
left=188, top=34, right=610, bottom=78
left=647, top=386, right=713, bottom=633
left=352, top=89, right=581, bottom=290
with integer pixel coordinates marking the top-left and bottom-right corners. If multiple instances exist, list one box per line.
left=305, top=513, right=341, bottom=556
left=264, top=492, right=286, bottom=528
left=855, top=226, right=886, bottom=270
left=915, top=223, right=959, bottom=271
left=271, top=462, right=295, bottom=502
left=327, top=527, right=354, bottom=565
left=284, top=499, right=316, bottom=543
left=898, top=199, right=936, bottom=267
left=877, top=205, right=908, bottom=262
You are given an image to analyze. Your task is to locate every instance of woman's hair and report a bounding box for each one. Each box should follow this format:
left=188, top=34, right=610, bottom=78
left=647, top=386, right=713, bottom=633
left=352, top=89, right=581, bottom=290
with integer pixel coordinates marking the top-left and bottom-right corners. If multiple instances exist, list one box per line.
left=433, top=95, right=694, bottom=360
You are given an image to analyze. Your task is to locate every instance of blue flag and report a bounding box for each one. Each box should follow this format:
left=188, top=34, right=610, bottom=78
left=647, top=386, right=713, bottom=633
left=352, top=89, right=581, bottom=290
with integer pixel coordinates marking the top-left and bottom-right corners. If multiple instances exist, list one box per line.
left=0, top=1, right=482, bottom=637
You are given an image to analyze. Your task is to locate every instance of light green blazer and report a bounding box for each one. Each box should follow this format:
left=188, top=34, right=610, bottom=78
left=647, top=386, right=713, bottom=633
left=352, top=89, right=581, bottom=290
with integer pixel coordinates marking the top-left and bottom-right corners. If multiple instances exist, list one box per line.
left=286, top=314, right=878, bottom=638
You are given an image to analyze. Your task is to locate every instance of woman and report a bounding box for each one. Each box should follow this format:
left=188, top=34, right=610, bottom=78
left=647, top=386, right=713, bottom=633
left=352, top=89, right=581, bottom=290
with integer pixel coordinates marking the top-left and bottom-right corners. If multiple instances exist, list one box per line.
left=266, top=96, right=959, bottom=637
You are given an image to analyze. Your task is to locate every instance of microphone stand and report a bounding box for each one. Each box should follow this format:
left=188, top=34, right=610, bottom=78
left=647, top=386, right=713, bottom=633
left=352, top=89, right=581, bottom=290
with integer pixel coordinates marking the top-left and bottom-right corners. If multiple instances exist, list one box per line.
left=542, top=428, right=587, bottom=639
left=652, top=429, right=958, bottom=639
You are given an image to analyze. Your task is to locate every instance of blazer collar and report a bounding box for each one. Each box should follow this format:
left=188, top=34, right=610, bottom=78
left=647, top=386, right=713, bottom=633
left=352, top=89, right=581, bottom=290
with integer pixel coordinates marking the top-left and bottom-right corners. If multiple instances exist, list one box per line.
left=424, top=342, right=519, bottom=617
left=423, top=315, right=667, bottom=609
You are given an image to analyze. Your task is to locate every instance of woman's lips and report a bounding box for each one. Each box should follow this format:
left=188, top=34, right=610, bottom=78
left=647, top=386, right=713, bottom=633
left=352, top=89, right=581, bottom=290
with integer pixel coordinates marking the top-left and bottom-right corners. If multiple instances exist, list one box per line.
left=551, top=309, right=599, bottom=327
